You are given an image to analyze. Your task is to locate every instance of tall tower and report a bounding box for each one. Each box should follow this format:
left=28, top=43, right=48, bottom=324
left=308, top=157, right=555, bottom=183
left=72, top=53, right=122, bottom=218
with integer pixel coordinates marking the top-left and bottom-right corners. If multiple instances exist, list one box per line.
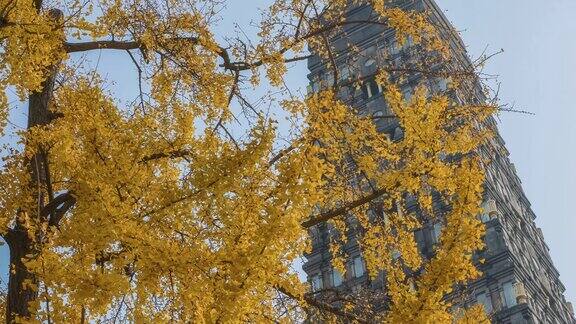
left=303, top=1, right=575, bottom=323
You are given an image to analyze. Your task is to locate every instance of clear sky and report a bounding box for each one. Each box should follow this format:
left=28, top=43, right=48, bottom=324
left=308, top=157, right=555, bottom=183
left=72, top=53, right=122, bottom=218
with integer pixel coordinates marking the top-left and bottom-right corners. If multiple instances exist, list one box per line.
left=435, top=0, right=576, bottom=305
left=1, top=0, right=574, bottom=308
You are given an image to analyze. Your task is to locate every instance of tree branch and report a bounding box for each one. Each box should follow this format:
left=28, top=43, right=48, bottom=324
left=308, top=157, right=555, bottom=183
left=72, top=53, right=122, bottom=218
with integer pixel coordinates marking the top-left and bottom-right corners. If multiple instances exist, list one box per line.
left=268, top=145, right=295, bottom=167
left=140, top=149, right=193, bottom=163
left=64, top=40, right=142, bottom=53
left=40, top=192, right=74, bottom=217
left=39, top=191, right=76, bottom=228
left=301, top=188, right=387, bottom=228
left=277, top=286, right=369, bottom=323
left=48, top=197, right=76, bottom=228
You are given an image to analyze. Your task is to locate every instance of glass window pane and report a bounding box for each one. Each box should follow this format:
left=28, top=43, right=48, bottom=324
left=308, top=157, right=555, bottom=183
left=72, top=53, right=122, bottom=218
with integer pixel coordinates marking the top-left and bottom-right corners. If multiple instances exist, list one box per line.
left=476, top=292, right=493, bottom=313
left=311, top=274, right=323, bottom=291
left=333, top=269, right=343, bottom=287
left=340, top=66, right=350, bottom=81
left=370, top=80, right=380, bottom=95
left=432, top=222, right=443, bottom=243
left=365, top=83, right=373, bottom=98
left=364, top=59, right=376, bottom=67
left=503, top=282, right=517, bottom=307
left=353, top=257, right=364, bottom=277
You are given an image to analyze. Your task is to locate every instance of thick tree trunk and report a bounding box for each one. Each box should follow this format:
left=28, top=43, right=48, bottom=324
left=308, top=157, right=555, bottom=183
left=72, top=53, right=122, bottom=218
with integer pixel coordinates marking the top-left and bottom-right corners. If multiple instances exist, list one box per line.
left=5, top=231, right=39, bottom=322
left=4, top=76, right=56, bottom=323
left=5, top=10, right=62, bottom=321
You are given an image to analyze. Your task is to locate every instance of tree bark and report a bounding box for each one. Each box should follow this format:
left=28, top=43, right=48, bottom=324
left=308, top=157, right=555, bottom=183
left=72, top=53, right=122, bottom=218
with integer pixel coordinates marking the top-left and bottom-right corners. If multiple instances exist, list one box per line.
left=5, top=8, right=62, bottom=322
left=5, top=69, right=57, bottom=323
left=5, top=230, right=39, bottom=322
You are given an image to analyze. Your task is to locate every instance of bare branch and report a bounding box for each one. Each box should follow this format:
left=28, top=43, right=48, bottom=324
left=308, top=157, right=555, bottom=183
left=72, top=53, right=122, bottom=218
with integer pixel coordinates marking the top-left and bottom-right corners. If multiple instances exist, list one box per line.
left=40, top=191, right=76, bottom=227
left=125, top=49, right=145, bottom=110
left=140, top=149, right=193, bottom=163
left=47, top=198, right=76, bottom=228
left=277, top=286, right=369, bottom=323
left=65, top=40, right=142, bottom=53
left=268, top=145, right=295, bottom=167
left=301, top=188, right=387, bottom=228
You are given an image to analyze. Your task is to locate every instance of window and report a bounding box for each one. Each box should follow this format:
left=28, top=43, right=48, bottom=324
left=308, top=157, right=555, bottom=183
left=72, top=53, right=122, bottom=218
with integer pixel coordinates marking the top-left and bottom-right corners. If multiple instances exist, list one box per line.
left=434, top=77, right=448, bottom=92
left=311, top=274, right=323, bottom=292
left=363, top=78, right=380, bottom=99
left=365, top=83, right=373, bottom=98
left=364, top=45, right=376, bottom=57
left=476, top=292, right=493, bottom=313
left=339, top=65, right=350, bottom=81
left=503, top=281, right=517, bottom=307
left=312, top=81, right=320, bottom=93
left=312, top=74, right=323, bottom=92
left=438, top=78, right=448, bottom=91
left=389, top=40, right=400, bottom=55
left=364, top=58, right=376, bottom=67
left=337, top=86, right=349, bottom=99
left=402, top=87, right=412, bottom=100
left=414, top=229, right=425, bottom=249
left=393, top=127, right=403, bottom=141
left=325, top=73, right=335, bottom=87
left=353, top=257, right=365, bottom=278
left=432, top=222, right=443, bottom=244
left=332, top=269, right=343, bottom=287
left=485, top=227, right=499, bottom=251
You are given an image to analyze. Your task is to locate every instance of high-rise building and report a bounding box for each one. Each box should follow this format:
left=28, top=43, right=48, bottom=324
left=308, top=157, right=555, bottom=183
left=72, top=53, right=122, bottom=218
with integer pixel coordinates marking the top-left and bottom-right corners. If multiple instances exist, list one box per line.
left=303, top=1, right=575, bottom=323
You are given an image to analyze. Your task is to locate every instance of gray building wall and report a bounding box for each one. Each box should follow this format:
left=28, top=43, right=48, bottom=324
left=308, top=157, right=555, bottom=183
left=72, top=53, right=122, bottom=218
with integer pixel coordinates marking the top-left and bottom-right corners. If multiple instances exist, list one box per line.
left=303, top=1, right=575, bottom=323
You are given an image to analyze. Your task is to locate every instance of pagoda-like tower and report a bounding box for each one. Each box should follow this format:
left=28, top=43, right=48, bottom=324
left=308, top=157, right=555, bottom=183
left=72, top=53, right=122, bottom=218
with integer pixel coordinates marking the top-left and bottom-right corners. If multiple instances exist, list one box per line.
left=303, top=1, right=575, bottom=323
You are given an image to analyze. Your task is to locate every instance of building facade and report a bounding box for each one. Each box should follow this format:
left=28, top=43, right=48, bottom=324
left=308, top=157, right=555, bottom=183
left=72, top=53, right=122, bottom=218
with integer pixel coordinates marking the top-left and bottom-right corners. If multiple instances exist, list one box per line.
left=303, top=1, right=575, bottom=323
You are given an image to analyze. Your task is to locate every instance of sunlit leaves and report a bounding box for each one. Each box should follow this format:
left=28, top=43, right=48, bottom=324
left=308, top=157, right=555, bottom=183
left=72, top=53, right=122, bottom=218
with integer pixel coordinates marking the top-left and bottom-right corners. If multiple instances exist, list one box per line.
left=0, top=0, right=493, bottom=322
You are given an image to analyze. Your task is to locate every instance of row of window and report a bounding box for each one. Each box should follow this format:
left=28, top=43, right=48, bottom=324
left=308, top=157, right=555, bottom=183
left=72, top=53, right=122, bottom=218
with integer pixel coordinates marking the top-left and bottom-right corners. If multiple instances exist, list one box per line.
left=479, top=187, right=559, bottom=290
left=313, top=266, right=522, bottom=314
left=475, top=281, right=521, bottom=314
left=308, top=36, right=417, bottom=94
left=312, top=198, right=500, bottom=262
left=309, top=76, right=449, bottom=116
left=310, top=256, right=365, bottom=292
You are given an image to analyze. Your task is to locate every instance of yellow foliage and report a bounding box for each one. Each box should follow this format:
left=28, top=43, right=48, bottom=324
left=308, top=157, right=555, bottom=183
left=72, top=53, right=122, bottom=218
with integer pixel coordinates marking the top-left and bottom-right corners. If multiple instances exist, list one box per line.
left=0, top=0, right=494, bottom=322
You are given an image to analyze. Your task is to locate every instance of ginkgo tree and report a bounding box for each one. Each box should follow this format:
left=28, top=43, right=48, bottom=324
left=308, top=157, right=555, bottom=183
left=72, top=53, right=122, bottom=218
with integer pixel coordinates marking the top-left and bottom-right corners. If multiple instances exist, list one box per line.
left=0, top=0, right=495, bottom=322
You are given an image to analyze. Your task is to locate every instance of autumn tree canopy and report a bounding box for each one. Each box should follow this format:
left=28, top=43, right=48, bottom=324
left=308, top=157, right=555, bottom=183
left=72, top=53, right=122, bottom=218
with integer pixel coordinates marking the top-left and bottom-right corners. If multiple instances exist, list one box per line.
left=0, top=0, right=493, bottom=322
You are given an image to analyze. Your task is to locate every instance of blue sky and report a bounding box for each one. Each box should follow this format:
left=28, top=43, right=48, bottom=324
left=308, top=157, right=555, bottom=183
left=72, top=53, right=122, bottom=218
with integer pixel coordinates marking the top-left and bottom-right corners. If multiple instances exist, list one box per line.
left=436, top=0, right=576, bottom=305
left=1, top=0, right=574, bottom=308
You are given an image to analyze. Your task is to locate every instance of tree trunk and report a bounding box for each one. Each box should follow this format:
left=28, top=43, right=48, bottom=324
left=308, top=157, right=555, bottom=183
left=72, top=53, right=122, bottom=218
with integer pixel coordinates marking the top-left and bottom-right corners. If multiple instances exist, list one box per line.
left=5, top=10, right=62, bottom=322
left=4, top=73, right=57, bottom=323
left=5, top=230, right=39, bottom=323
